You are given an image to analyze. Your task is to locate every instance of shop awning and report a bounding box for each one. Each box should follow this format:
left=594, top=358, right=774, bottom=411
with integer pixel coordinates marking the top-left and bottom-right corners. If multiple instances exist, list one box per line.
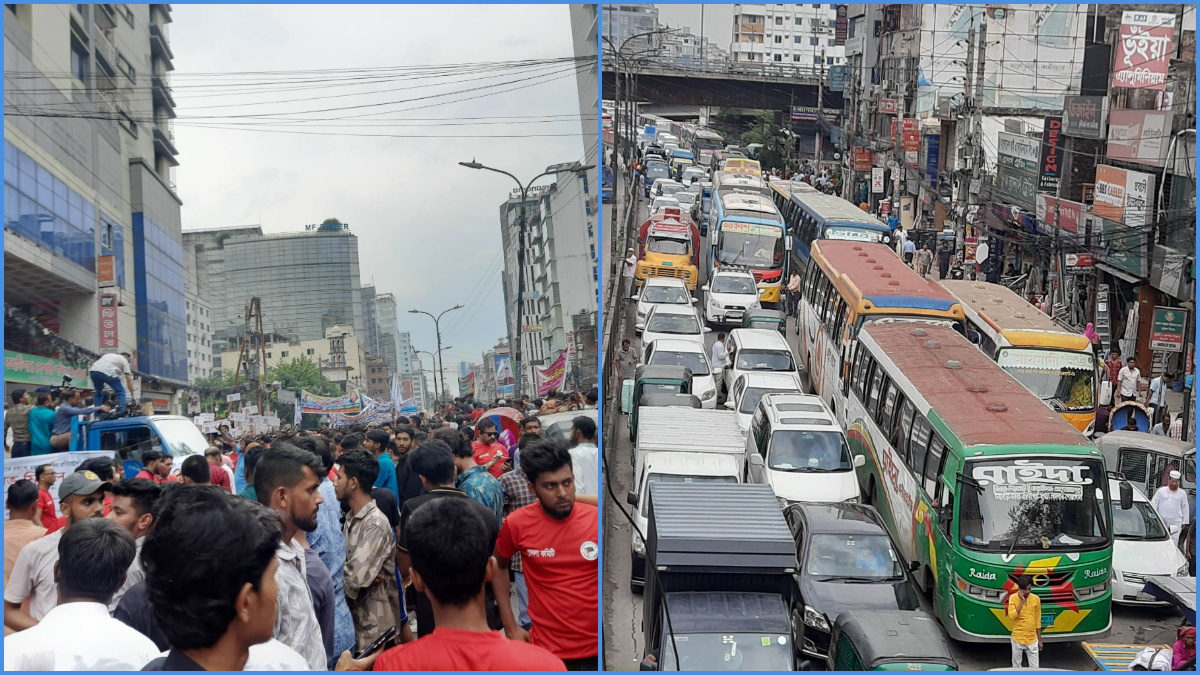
left=1095, top=261, right=1143, bottom=285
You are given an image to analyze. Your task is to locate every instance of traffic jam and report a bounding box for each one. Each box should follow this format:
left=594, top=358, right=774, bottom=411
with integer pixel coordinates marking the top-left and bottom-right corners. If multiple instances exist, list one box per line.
left=605, top=114, right=1196, bottom=671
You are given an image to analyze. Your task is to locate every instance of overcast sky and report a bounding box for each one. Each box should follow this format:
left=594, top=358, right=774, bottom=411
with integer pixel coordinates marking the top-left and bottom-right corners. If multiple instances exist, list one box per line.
left=655, top=4, right=735, bottom=51
left=171, top=5, right=589, bottom=394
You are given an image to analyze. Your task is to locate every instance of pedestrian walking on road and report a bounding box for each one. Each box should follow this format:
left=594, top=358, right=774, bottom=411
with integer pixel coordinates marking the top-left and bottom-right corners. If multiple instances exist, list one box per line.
left=786, top=272, right=801, bottom=317
left=1006, top=575, right=1042, bottom=669
left=937, top=241, right=951, bottom=280
left=1151, top=470, right=1190, bottom=548
left=902, top=238, right=916, bottom=267
left=915, top=243, right=934, bottom=278
left=1117, top=358, right=1140, bottom=403
left=711, top=333, right=730, bottom=404
left=623, top=248, right=638, bottom=300
left=1146, top=372, right=1172, bottom=426
left=616, top=339, right=639, bottom=382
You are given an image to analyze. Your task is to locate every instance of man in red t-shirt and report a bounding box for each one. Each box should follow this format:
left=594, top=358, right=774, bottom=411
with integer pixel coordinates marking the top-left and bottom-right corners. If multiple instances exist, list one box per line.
left=205, top=447, right=233, bottom=493
left=471, top=418, right=509, bottom=479
left=133, top=450, right=174, bottom=484
left=33, top=464, right=59, bottom=533
left=374, top=497, right=564, bottom=671
left=492, top=439, right=599, bottom=669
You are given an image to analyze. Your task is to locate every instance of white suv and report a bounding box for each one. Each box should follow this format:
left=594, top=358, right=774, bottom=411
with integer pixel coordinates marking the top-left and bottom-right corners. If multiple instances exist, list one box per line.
left=702, top=269, right=760, bottom=325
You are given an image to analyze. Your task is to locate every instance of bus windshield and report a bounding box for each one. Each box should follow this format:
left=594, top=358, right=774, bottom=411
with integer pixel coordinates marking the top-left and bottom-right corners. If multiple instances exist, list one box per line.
left=648, top=237, right=689, bottom=256
left=997, top=348, right=1096, bottom=412
left=717, top=222, right=784, bottom=269
left=959, top=458, right=1109, bottom=552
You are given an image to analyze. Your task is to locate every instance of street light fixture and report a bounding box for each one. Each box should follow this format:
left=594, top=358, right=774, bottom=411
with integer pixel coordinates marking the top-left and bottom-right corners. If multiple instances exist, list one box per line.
left=408, top=305, right=462, bottom=403
left=458, top=160, right=594, bottom=396
left=413, top=347, right=451, bottom=405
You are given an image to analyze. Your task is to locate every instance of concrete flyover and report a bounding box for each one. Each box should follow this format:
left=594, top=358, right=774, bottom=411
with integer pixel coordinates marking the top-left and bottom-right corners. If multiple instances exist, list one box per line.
left=601, top=62, right=843, bottom=111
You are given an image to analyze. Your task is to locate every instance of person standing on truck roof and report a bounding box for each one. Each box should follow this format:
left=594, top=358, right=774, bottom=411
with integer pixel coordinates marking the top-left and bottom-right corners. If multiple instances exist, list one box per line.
left=49, top=389, right=109, bottom=451
left=491, top=439, right=599, bottom=670
left=89, top=350, right=135, bottom=410
left=1006, top=574, right=1042, bottom=669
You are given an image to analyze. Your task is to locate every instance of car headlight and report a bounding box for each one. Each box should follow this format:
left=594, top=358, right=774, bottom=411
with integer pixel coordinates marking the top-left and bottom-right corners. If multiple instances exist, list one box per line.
left=1178, top=562, right=1191, bottom=577
left=803, top=605, right=830, bottom=632
left=701, top=389, right=715, bottom=400
left=632, top=534, right=645, bottom=554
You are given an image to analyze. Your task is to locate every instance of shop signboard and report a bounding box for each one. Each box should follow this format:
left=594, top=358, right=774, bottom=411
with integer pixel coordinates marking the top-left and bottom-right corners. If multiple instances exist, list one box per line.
left=996, top=131, right=1040, bottom=209
left=1112, top=11, right=1175, bottom=91
left=871, top=167, right=884, bottom=193
left=828, top=65, right=846, bottom=92
left=835, top=4, right=848, bottom=45
left=1038, top=117, right=1063, bottom=192
left=1106, top=109, right=1173, bottom=168
left=854, top=148, right=873, bottom=172
left=879, top=99, right=899, bottom=115
left=3, top=351, right=90, bottom=388
left=1150, top=307, right=1187, bottom=352
left=1094, top=164, right=1155, bottom=228
left=99, top=294, right=118, bottom=352
left=1063, top=96, right=1108, bottom=139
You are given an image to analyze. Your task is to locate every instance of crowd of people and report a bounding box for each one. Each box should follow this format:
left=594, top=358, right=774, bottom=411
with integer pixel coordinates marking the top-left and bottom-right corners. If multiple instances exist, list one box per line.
left=4, top=396, right=601, bottom=671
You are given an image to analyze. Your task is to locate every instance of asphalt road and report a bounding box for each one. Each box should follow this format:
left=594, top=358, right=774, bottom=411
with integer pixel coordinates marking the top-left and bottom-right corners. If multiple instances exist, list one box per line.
left=601, top=167, right=1187, bottom=671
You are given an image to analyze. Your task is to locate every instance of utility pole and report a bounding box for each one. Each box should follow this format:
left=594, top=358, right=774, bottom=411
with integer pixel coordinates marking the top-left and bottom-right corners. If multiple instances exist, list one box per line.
left=956, top=19, right=976, bottom=254
left=230, top=297, right=266, bottom=412
left=816, top=49, right=825, bottom=175
left=970, top=21, right=987, bottom=271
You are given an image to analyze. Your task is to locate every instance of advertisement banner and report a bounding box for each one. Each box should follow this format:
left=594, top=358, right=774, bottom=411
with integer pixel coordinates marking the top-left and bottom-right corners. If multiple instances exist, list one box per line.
left=97, top=256, right=115, bottom=287
left=828, top=65, right=845, bottom=92
left=871, top=168, right=884, bottom=194
left=1106, top=109, right=1173, bottom=168
left=299, top=390, right=362, bottom=414
left=1094, top=164, right=1155, bottom=228
left=925, top=136, right=940, bottom=189
left=494, top=354, right=515, bottom=396
left=5, top=451, right=115, bottom=519
left=535, top=351, right=568, bottom=397
left=459, top=371, right=475, bottom=398
left=835, top=4, right=847, bottom=45
left=99, top=293, right=118, bottom=351
left=3, top=351, right=90, bottom=388
left=1063, top=96, right=1109, bottom=139
left=1038, top=117, right=1063, bottom=192
left=1150, top=307, right=1188, bottom=353
left=853, top=148, right=873, bottom=172
left=879, top=99, right=899, bottom=115
left=1112, top=11, right=1175, bottom=91
left=996, top=131, right=1041, bottom=209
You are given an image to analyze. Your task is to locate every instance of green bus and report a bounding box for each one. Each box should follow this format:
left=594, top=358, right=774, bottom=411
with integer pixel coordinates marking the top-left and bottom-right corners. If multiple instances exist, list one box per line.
left=843, top=319, right=1114, bottom=643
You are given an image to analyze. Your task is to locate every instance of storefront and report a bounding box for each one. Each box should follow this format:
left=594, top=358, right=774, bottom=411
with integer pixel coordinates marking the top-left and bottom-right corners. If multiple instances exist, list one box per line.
left=3, top=350, right=90, bottom=399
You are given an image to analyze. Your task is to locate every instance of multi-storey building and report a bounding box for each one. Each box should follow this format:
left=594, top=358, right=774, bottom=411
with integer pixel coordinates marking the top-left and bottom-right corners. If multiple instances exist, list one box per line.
left=730, top=4, right=846, bottom=68
left=5, top=4, right=186, bottom=409
left=216, top=323, right=365, bottom=390
left=359, top=283, right=379, bottom=358
left=364, top=355, right=389, bottom=400
left=183, top=245, right=213, bottom=382
left=602, top=4, right=660, bottom=54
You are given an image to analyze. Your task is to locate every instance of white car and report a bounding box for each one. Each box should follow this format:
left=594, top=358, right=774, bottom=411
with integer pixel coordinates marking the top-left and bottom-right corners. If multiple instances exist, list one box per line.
left=644, top=338, right=717, bottom=408
left=641, top=304, right=709, bottom=353
left=725, top=371, right=804, bottom=434
left=653, top=178, right=686, bottom=198
left=743, top=392, right=862, bottom=506
left=649, top=195, right=681, bottom=215
left=702, top=269, right=761, bottom=325
left=728, top=328, right=803, bottom=393
left=1110, top=479, right=1190, bottom=605
left=674, top=191, right=698, bottom=211
left=634, top=278, right=695, bottom=332
left=681, top=167, right=707, bottom=186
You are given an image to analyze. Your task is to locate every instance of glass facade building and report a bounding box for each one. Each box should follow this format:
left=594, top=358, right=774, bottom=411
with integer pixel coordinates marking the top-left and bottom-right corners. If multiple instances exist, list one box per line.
left=4, top=140, right=97, bottom=273
left=133, top=213, right=187, bottom=382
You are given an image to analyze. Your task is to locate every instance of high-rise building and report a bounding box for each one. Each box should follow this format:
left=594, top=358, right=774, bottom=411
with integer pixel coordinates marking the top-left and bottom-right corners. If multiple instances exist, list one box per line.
left=183, top=246, right=214, bottom=383
left=360, top=283, right=379, bottom=358
left=602, top=4, right=660, bottom=54
left=183, top=221, right=365, bottom=350
left=731, top=4, right=846, bottom=68
left=5, top=4, right=187, bottom=408
left=373, top=293, right=404, bottom=375
left=570, top=3, right=600, bottom=178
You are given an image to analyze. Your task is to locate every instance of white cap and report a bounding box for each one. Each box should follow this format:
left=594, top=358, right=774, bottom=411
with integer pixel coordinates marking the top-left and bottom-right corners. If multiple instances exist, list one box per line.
left=1170, top=470, right=1182, bottom=480
left=498, top=399, right=506, bottom=406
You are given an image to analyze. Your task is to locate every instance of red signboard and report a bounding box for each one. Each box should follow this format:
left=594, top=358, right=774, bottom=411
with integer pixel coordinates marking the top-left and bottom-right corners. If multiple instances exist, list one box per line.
left=902, top=119, right=919, bottom=153
left=880, top=99, right=899, bottom=115
left=853, top=148, right=873, bottom=172
left=99, top=294, right=118, bottom=350
left=97, top=256, right=115, bottom=286
left=1066, top=253, right=1095, bottom=268
left=880, top=202, right=892, bottom=216
left=1112, top=11, right=1175, bottom=90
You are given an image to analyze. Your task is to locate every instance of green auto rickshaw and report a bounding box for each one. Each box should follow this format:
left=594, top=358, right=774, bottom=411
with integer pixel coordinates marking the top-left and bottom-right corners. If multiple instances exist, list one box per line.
left=824, top=610, right=958, bottom=671
left=624, top=365, right=692, bottom=445
left=741, top=308, right=787, bottom=334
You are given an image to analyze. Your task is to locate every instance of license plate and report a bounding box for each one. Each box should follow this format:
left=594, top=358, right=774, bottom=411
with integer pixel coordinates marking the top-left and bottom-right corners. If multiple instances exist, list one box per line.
left=728, top=312, right=743, bottom=320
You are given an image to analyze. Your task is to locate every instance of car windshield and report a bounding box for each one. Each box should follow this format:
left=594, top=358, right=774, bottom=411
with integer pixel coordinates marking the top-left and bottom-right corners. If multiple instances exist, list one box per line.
left=647, top=165, right=669, bottom=178
left=713, top=276, right=757, bottom=295
left=676, top=193, right=697, bottom=207
left=153, top=418, right=212, bottom=458
left=641, top=473, right=737, bottom=516
left=643, top=286, right=690, bottom=304
left=650, top=351, right=710, bottom=376
left=806, top=534, right=904, bottom=580
left=739, top=388, right=796, bottom=415
left=1111, top=500, right=1170, bottom=541
left=958, top=458, right=1110, bottom=552
left=648, top=313, right=701, bottom=335
left=717, top=223, right=785, bottom=269
left=660, top=631, right=792, bottom=671
left=746, top=318, right=782, bottom=330
left=736, top=349, right=795, bottom=372
left=997, top=348, right=1096, bottom=412
left=648, top=237, right=689, bottom=256
left=769, top=431, right=850, bottom=472
left=661, top=184, right=686, bottom=196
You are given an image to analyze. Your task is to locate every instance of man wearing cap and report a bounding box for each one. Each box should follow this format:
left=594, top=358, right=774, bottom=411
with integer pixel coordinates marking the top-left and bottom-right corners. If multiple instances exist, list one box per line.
left=1151, top=470, right=1191, bottom=548
left=3, top=469, right=109, bottom=632
left=89, top=350, right=135, bottom=410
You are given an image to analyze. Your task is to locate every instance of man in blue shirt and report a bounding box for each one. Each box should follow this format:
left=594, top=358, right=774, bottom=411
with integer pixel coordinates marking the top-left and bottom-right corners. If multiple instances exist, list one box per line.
left=440, top=429, right=503, bottom=530
left=363, top=429, right=398, bottom=501
left=50, top=389, right=109, bottom=450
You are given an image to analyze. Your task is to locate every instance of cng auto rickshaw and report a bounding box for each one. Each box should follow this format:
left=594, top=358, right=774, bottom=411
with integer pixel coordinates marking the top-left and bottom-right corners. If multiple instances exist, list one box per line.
left=821, top=610, right=958, bottom=671
left=741, top=308, right=787, bottom=334
left=1097, top=430, right=1196, bottom=513
left=624, top=365, right=693, bottom=443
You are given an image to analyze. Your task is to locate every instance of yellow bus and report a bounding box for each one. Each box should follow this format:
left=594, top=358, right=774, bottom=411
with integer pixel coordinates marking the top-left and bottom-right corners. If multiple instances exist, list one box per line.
left=939, top=280, right=1098, bottom=434
left=798, top=240, right=965, bottom=423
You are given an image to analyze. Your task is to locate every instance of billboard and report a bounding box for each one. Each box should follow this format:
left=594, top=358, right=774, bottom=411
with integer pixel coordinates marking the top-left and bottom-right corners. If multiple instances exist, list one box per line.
left=300, top=390, right=362, bottom=414
left=1094, top=165, right=1155, bottom=228
left=995, top=131, right=1041, bottom=209
left=1038, top=117, right=1063, bottom=193
left=1106, top=110, right=1173, bottom=168
left=493, top=354, right=515, bottom=396
left=853, top=148, right=873, bottom=172
left=1112, top=11, right=1175, bottom=91
left=534, top=351, right=567, bottom=397
left=1063, top=96, right=1109, bottom=139
left=99, top=293, right=119, bottom=351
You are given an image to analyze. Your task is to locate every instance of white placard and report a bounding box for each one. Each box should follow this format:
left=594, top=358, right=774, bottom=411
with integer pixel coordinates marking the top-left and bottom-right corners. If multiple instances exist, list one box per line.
left=4, top=451, right=116, bottom=520
left=226, top=393, right=241, bottom=402
left=243, top=405, right=259, bottom=415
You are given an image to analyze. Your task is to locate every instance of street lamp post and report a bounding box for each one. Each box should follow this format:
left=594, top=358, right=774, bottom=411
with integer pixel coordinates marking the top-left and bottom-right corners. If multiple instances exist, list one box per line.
left=413, top=349, right=438, bottom=403
left=408, top=305, right=462, bottom=404
left=458, top=160, right=594, bottom=396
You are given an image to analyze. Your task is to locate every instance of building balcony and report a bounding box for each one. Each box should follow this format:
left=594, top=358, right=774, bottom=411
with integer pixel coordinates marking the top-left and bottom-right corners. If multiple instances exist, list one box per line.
left=151, top=4, right=173, bottom=23
left=152, top=73, right=176, bottom=114
left=92, top=24, right=117, bottom=76
left=149, top=24, right=174, bottom=68
left=3, top=228, right=97, bottom=305
left=153, top=125, right=180, bottom=164
left=95, top=4, right=118, bottom=30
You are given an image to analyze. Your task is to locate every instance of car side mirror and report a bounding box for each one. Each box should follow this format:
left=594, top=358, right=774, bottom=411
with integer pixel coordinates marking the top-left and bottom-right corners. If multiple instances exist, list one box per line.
left=690, top=298, right=698, bottom=304
left=627, top=491, right=639, bottom=507
left=1119, top=481, right=1133, bottom=511
left=749, top=454, right=765, bottom=467
left=723, top=400, right=734, bottom=409
left=703, top=326, right=713, bottom=333
left=700, top=285, right=710, bottom=292
left=910, top=560, right=921, bottom=572
left=853, top=454, right=866, bottom=468
left=635, top=323, right=645, bottom=333
left=631, top=293, right=640, bottom=301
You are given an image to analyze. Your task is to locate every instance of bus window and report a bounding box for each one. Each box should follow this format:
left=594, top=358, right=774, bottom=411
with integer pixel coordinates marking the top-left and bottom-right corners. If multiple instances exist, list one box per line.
left=878, top=382, right=898, bottom=430
left=926, top=435, right=948, bottom=498
left=804, top=261, right=818, bottom=301
left=866, top=365, right=885, bottom=419
left=896, top=399, right=915, bottom=463
left=909, top=416, right=933, bottom=479
left=851, top=349, right=869, bottom=398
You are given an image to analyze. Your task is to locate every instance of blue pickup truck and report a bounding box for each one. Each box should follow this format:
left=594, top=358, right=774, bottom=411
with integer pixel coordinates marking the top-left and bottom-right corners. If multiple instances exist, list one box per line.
left=602, top=166, right=614, bottom=204
left=67, top=414, right=208, bottom=477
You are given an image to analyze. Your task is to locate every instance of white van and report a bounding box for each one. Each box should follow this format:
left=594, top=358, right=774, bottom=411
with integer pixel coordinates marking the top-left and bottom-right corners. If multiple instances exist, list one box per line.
left=744, top=392, right=863, bottom=506
left=728, top=328, right=803, bottom=392
left=626, top=451, right=741, bottom=592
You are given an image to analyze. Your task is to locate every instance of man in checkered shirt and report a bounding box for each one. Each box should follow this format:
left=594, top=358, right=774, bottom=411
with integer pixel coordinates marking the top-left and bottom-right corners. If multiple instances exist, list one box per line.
left=498, top=433, right=540, bottom=632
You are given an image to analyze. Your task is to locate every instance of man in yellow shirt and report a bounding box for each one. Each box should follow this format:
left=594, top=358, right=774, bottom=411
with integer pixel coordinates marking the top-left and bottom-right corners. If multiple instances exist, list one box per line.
left=1007, top=575, right=1042, bottom=668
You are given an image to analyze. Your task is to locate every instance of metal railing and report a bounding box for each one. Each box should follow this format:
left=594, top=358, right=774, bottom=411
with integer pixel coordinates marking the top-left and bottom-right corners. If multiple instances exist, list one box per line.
left=603, top=58, right=826, bottom=83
